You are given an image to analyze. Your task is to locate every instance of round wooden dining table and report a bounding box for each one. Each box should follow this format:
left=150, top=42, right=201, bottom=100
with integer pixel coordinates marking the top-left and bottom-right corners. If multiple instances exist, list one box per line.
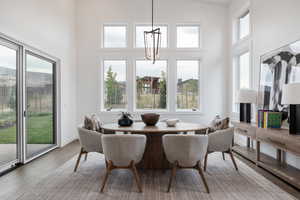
left=102, top=122, right=208, bottom=169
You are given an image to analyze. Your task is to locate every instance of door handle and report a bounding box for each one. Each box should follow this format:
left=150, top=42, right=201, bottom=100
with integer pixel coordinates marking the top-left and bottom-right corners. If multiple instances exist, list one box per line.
left=24, top=110, right=27, bottom=117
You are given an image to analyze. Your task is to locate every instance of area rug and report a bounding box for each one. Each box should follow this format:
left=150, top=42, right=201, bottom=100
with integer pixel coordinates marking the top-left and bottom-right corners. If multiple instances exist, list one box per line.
left=4, top=153, right=297, bottom=200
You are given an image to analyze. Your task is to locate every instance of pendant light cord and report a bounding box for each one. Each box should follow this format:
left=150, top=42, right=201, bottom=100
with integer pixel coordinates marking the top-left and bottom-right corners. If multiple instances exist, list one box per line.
left=152, top=0, right=154, bottom=30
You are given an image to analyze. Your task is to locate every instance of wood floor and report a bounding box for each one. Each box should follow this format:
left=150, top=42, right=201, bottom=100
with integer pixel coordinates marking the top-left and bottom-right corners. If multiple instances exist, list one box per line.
left=0, top=140, right=299, bottom=200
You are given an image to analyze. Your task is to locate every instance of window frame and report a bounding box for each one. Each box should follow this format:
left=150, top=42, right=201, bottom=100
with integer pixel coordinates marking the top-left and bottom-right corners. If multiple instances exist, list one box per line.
left=101, top=58, right=129, bottom=111
left=134, top=24, right=169, bottom=48
left=175, top=59, right=201, bottom=112
left=102, top=24, right=128, bottom=49
left=176, top=24, right=201, bottom=49
left=134, top=59, right=169, bottom=112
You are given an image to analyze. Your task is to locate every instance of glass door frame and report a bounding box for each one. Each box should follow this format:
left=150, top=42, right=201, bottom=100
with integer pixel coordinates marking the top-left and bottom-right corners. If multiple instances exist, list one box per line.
left=23, top=49, right=59, bottom=163
left=0, top=37, right=22, bottom=172
left=0, top=32, right=61, bottom=169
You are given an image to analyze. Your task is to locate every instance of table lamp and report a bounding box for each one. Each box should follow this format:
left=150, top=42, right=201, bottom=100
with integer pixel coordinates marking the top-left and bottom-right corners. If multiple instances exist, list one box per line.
left=236, top=89, right=257, bottom=123
left=282, top=83, right=300, bottom=135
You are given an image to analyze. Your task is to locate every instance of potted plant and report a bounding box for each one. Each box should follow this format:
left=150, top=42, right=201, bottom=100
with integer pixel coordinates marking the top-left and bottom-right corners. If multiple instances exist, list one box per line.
left=118, top=112, right=133, bottom=127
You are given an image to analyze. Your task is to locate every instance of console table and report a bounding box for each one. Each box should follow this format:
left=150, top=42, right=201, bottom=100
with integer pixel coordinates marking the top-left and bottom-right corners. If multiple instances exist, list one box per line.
left=232, top=121, right=300, bottom=189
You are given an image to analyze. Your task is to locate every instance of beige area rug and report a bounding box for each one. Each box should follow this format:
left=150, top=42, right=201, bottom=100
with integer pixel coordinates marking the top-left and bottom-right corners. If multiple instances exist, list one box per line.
left=4, top=153, right=297, bottom=200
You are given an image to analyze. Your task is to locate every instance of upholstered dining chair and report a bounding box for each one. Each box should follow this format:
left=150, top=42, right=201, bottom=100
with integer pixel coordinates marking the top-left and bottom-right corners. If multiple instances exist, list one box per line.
left=204, top=127, right=238, bottom=171
left=162, top=134, right=210, bottom=193
left=101, top=134, right=146, bottom=193
left=73, top=126, right=103, bottom=172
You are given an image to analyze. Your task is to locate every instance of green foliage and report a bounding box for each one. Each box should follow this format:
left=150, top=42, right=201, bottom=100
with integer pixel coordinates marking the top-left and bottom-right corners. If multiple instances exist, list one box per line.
left=0, top=113, right=53, bottom=144
left=159, top=71, right=167, bottom=108
left=105, top=66, right=123, bottom=108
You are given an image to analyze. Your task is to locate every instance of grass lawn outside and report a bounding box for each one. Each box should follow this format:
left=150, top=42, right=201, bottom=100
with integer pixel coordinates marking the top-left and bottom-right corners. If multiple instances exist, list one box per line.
left=0, top=114, right=54, bottom=144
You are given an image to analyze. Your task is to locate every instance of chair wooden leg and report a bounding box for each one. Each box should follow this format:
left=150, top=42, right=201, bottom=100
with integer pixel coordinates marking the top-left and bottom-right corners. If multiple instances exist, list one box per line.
left=131, top=161, right=143, bottom=193
left=84, top=153, right=88, bottom=161
left=167, top=161, right=177, bottom=192
left=222, top=152, right=225, bottom=160
left=229, top=151, right=238, bottom=171
left=100, top=161, right=112, bottom=192
left=204, top=153, right=208, bottom=172
left=73, top=148, right=84, bottom=172
left=197, top=162, right=210, bottom=193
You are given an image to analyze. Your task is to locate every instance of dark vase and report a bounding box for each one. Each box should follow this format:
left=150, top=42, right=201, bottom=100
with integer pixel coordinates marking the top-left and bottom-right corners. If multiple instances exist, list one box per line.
left=118, top=113, right=133, bottom=127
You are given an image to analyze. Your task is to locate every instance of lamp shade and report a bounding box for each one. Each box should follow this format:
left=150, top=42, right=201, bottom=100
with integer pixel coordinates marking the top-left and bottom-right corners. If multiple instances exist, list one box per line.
left=282, top=83, right=300, bottom=105
left=236, top=89, right=257, bottom=104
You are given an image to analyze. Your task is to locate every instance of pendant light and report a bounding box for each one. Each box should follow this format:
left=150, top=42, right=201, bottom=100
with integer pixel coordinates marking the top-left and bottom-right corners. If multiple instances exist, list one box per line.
left=144, top=0, right=161, bottom=64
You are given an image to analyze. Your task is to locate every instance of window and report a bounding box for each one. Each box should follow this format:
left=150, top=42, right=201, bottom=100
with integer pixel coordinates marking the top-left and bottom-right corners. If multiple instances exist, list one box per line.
left=233, top=51, right=251, bottom=112
left=135, top=25, right=168, bottom=48
left=177, top=60, right=200, bottom=110
left=103, top=25, right=127, bottom=48
left=239, top=52, right=250, bottom=89
left=103, top=60, right=127, bottom=110
left=176, top=25, right=200, bottom=48
left=238, top=11, right=250, bottom=40
left=136, top=60, right=167, bottom=110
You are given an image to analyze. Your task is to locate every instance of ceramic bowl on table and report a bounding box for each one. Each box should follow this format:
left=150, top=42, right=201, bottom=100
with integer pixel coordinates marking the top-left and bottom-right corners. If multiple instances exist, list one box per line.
left=165, top=119, right=180, bottom=127
left=141, top=113, right=160, bottom=126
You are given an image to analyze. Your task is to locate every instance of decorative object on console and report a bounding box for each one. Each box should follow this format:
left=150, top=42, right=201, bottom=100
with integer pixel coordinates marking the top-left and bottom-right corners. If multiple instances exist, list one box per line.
left=257, top=110, right=282, bottom=128
left=118, top=112, right=133, bottom=127
left=282, top=83, right=300, bottom=134
left=236, top=89, right=257, bottom=123
left=141, top=113, right=160, bottom=126
left=258, top=39, right=300, bottom=125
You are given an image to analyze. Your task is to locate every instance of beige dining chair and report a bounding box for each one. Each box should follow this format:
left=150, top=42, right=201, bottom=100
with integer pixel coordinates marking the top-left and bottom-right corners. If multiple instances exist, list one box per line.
left=74, top=126, right=103, bottom=172
left=204, top=127, right=238, bottom=171
left=101, top=134, right=146, bottom=193
left=162, top=134, right=209, bottom=193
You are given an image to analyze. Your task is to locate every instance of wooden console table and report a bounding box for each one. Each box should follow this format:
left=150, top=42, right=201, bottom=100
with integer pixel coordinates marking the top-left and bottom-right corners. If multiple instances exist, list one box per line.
left=232, top=121, right=300, bottom=189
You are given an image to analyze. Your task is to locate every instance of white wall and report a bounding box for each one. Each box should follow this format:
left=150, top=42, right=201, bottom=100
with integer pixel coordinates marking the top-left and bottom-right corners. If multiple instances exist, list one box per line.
left=0, top=0, right=78, bottom=146
left=76, top=0, right=230, bottom=124
left=251, top=0, right=300, bottom=169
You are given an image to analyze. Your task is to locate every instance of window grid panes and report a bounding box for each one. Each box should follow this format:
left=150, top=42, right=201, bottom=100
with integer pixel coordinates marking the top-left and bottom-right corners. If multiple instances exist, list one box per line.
left=177, top=26, right=200, bottom=48
left=103, top=60, right=127, bottom=110
left=177, top=60, right=199, bottom=110
left=104, top=25, right=127, bottom=48
left=238, top=11, right=250, bottom=40
left=136, top=60, right=167, bottom=110
left=135, top=25, right=168, bottom=48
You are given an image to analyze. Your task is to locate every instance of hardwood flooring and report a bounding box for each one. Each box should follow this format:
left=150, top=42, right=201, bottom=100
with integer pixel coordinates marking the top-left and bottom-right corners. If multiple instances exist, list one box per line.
left=0, top=140, right=299, bottom=200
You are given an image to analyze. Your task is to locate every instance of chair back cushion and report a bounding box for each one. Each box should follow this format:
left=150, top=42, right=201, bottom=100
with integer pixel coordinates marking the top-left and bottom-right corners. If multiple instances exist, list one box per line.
left=208, top=127, right=234, bottom=152
left=78, top=126, right=103, bottom=153
left=102, top=134, right=146, bottom=166
left=163, top=135, right=208, bottom=167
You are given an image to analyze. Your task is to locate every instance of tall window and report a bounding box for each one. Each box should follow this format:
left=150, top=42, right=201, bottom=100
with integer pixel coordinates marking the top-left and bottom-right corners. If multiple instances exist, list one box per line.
left=135, top=25, right=168, bottom=48
left=238, top=11, right=250, bottom=40
left=177, top=60, right=200, bottom=110
left=233, top=51, right=251, bottom=112
left=103, top=60, right=127, bottom=110
left=136, top=60, right=167, bottom=110
left=176, top=25, right=200, bottom=48
left=103, top=25, right=127, bottom=48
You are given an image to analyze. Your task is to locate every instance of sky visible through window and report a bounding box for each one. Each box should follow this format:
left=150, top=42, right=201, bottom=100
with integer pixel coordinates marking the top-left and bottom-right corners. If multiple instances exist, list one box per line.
left=239, top=52, right=250, bottom=89
left=177, top=26, right=200, bottom=48
left=239, top=11, right=250, bottom=39
left=104, top=26, right=127, bottom=48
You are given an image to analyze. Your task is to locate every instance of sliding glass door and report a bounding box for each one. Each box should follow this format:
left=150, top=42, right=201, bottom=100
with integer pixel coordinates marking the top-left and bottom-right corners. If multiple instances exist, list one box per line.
left=25, top=51, right=56, bottom=159
left=0, top=39, right=19, bottom=167
left=0, top=35, right=58, bottom=172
